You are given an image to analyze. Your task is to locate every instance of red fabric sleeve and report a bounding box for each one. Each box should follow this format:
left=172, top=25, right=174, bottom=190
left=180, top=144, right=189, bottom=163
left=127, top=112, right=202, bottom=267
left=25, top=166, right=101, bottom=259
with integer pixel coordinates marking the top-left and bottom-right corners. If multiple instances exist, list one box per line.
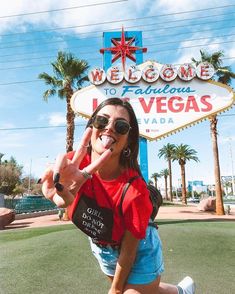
left=122, top=179, right=152, bottom=239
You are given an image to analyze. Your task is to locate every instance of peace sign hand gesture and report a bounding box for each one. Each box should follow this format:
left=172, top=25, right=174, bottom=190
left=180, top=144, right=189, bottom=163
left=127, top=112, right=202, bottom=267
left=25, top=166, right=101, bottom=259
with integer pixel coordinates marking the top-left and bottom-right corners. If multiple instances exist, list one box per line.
left=40, top=127, right=112, bottom=208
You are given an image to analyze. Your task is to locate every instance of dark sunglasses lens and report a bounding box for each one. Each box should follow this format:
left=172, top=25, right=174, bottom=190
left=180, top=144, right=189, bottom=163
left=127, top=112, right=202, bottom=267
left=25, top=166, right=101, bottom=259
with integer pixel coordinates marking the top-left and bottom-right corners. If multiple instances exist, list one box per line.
left=93, top=116, right=108, bottom=129
left=115, top=120, right=130, bottom=134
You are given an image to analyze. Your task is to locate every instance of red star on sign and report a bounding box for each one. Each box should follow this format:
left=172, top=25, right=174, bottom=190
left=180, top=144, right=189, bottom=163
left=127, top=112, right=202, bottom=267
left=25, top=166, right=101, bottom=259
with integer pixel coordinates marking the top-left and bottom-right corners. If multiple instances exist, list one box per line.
left=100, top=27, right=147, bottom=71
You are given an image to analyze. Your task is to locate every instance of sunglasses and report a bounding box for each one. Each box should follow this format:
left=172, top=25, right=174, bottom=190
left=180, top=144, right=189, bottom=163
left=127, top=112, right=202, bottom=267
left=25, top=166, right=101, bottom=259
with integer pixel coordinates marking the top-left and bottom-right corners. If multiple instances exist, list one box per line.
left=92, top=115, right=131, bottom=135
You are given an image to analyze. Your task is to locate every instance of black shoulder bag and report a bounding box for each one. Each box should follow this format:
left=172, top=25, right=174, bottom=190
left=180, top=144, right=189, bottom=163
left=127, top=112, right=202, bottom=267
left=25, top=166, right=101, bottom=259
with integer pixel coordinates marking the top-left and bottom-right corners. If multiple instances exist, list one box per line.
left=119, top=176, right=163, bottom=221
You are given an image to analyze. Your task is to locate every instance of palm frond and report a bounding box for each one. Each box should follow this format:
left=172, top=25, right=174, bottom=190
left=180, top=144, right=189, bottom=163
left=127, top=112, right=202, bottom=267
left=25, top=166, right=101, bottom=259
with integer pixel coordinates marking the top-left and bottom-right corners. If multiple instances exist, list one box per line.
left=192, top=50, right=224, bottom=69
left=158, top=143, right=176, bottom=160
left=76, top=75, right=89, bottom=88
left=38, top=72, right=57, bottom=86
left=172, top=144, right=199, bottom=163
left=151, top=173, right=161, bottom=179
left=58, top=88, right=67, bottom=99
left=216, top=66, right=235, bottom=85
left=192, top=50, right=235, bottom=86
left=160, top=168, right=169, bottom=176
left=43, top=89, right=56, bottom=101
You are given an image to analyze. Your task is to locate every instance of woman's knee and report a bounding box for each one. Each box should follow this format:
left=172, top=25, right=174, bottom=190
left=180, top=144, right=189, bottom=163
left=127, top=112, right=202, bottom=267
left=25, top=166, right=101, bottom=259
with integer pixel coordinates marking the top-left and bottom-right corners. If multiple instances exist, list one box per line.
left=124, top=289, right=142, bottom=294
left=123, top=276, right=161, bottom=294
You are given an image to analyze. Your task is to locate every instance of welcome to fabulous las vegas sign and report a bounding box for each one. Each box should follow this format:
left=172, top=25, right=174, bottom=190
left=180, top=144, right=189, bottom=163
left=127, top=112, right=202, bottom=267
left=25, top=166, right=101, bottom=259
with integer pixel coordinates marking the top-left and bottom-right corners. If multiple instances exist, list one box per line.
left=71, top=31, right=235, bottom=141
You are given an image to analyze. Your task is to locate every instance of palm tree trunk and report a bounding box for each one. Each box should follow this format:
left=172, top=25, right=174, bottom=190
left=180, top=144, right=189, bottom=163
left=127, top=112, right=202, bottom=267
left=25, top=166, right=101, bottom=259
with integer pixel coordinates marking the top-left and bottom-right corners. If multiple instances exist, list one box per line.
left=164, top=176, right=168, bottom=201
left=210, top=116, right=225, bottom=215
left=66, top=91, right=75, bottom=153
left=168, top=160, right=173, bottom=201
left=180, top=163, right=187, bottom=204
left=64, top=89, right=75, bottom=221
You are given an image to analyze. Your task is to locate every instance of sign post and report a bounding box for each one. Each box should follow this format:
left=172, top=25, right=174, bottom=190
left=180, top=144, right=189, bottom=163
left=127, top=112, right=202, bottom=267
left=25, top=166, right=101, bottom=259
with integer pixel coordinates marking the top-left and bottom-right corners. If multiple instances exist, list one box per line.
left=102, top=30, right=149, bottom=181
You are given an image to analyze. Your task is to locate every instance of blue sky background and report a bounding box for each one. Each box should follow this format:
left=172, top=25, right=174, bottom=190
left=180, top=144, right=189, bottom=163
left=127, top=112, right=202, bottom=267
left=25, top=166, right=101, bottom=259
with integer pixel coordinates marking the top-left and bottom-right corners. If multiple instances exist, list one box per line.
left=0, top=0, right=234, bottom=190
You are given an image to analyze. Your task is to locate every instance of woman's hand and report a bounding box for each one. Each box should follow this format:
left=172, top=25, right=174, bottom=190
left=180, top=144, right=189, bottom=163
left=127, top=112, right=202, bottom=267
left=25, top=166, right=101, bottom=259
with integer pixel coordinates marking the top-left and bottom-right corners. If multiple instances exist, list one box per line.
left=40, top=127, right=112, bottom=207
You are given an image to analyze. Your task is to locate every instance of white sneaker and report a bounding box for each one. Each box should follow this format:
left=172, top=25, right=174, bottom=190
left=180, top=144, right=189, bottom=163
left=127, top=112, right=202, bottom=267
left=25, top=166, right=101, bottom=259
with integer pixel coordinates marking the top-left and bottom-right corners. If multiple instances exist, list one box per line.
left=178, top=276, right=196, bottom=294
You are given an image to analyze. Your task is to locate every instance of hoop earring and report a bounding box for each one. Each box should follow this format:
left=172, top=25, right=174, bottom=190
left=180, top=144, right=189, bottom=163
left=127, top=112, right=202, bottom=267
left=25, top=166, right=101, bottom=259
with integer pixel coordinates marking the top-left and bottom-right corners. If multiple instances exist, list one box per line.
left=123, top=147, right=131, bottom=157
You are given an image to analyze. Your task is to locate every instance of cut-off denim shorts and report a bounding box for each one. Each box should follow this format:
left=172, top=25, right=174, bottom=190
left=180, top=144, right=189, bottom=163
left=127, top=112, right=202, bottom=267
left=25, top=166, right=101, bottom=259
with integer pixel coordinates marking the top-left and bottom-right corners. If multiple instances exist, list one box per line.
left=89, top=225, right=164, bottom=285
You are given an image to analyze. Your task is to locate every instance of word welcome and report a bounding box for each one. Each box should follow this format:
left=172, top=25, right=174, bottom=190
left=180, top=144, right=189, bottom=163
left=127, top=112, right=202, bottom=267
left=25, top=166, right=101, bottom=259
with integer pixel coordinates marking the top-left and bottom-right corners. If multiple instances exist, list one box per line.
left=88, top=62, right=215, bottom=85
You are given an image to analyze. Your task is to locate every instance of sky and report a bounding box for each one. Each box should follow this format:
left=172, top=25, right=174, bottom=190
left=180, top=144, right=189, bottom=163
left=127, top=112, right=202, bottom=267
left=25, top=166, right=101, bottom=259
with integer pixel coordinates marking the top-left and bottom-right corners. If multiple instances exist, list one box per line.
left=0, top=0, right=235, bottom=190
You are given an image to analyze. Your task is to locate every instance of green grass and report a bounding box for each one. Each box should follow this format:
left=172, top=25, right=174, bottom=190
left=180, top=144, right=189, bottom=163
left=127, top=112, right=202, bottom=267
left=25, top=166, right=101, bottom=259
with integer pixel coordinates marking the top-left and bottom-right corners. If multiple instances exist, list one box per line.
left=158, top=220, right=235, bottom=294
left=1, top=221, right=235, bottom=294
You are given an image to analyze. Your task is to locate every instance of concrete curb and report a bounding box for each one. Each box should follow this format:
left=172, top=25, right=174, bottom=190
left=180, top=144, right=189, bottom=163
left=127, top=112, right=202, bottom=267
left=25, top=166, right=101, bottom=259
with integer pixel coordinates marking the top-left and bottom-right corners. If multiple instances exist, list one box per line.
left=15, top=210, right=58, bottom=220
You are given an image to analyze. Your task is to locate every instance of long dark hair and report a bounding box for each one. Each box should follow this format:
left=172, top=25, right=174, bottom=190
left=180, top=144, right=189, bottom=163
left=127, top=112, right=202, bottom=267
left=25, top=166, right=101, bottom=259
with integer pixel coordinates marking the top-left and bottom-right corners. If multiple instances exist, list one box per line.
left=86, top=98, right=141, bottom=174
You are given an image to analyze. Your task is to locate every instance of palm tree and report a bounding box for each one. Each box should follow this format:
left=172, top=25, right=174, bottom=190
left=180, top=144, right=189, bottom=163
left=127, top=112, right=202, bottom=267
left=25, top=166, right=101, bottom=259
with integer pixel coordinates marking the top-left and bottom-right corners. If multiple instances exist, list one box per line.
left=38, top=51, right=89, bottom=152
left=172, top=144, right=199, bottom=205
left=192, top=50, right=235, bottom=84
left=192, top=50, right=235, bottom=215
left=151, top=172, right=161, bottom=189
left=158, top=143, right=176, bottom=201
left=160, top=168, right=169, bottom=201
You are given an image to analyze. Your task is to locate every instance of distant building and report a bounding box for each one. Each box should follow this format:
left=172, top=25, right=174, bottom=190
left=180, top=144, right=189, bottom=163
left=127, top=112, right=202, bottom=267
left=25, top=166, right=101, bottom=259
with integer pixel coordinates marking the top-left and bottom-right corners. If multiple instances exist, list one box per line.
left=188, top=181, right=207, bottom=194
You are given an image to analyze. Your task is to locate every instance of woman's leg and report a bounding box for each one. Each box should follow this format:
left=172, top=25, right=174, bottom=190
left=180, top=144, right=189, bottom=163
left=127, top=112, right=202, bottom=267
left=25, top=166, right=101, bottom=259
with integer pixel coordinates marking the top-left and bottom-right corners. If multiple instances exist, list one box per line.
left=123, top=276, right=161, bottom=294
left=158, top=281, right=179, bottom=294
left=123, top=276, right=179, bottom=294
left=123, top=276, right=196, bottom=294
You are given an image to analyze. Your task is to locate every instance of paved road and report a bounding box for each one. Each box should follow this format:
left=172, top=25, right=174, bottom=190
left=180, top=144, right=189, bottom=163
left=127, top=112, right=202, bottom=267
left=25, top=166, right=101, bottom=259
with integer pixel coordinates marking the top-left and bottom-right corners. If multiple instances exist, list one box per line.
left=3, top=204, right=235, bottom=230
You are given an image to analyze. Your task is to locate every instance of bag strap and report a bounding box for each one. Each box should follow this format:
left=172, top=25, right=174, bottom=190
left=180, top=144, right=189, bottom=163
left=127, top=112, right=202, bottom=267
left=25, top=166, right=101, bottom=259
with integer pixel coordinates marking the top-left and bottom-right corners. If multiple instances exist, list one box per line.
left=119, top=176, right=140, bottom=216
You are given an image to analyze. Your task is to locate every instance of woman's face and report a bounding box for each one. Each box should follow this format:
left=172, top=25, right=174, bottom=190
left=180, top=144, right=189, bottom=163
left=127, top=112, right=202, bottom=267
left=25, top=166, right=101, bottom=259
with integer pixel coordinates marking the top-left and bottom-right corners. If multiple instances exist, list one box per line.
left=90, top=104, right=130, bottom=157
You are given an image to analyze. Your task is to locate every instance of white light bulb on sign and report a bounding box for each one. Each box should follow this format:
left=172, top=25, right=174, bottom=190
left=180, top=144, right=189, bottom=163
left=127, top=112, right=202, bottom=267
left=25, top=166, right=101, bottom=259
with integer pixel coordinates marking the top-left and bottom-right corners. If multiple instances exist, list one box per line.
left=125, top=65, right=142, bottom=84
left=142, top=64, right=159, bottom=83
left=88, top=67, right=106, bottom=85
left=160, top=64, right=177, bottom=82
left=178, top=64, right=196, bottom=81
left=106, top=65, right=124, bottom=84
left=196, top=62, right=215, bottom=80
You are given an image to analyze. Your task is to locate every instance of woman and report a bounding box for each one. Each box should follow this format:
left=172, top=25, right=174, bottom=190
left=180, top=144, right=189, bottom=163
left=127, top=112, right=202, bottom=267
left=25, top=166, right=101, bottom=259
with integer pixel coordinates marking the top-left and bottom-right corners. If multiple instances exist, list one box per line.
left=41, top=98, right=195, bottom=294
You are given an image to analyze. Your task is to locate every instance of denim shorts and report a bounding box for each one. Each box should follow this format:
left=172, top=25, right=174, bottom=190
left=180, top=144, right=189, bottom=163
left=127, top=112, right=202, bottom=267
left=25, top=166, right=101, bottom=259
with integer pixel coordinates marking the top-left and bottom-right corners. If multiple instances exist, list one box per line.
left=89, top=225, right=164, bottom=285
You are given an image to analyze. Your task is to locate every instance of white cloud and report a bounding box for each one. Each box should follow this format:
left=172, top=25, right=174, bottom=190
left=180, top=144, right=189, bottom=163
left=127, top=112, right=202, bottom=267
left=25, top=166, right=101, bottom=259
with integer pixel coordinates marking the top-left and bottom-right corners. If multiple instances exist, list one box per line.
left=154, top=0, right=198, bottom=13
left=48, top=112, right=66, bottom=126
left=151, top=0, right=231, bottom=15
left=0, top=2, right=47, bottom=33
left=38, top=111, right=88, bottom=127
left=0, top=130, right=30, bottom=148
left=227, top=45, right=235, bottom=66
left=0, top=0, right=139, bottom=35
left=39, top=112, right=67, bottom=126
left=0, top=0, right=232, bottom=37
